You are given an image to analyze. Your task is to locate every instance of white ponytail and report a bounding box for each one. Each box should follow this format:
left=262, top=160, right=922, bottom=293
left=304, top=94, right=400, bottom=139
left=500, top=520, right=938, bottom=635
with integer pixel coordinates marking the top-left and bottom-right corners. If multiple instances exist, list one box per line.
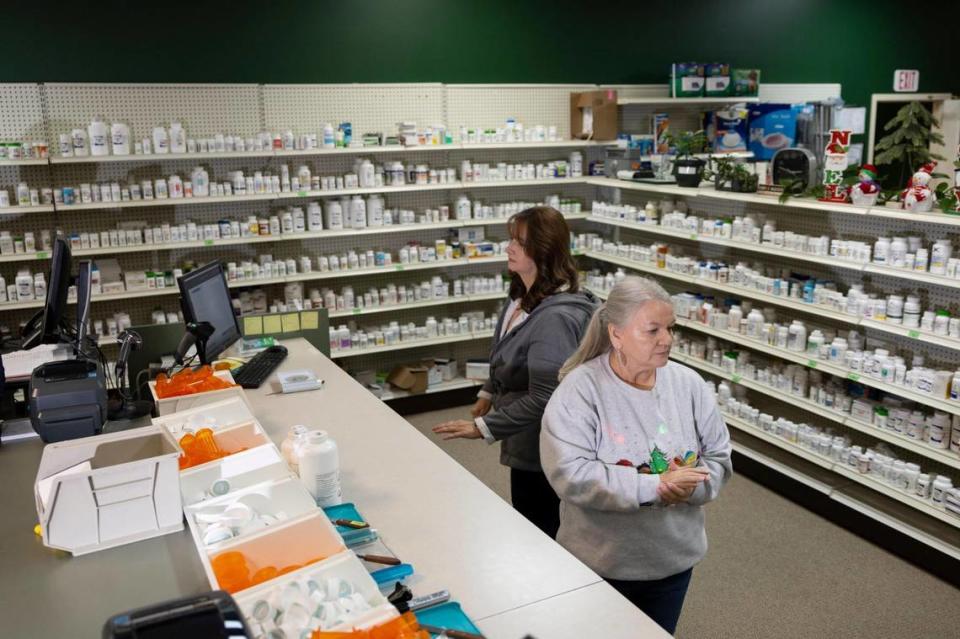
left=559, top=276, right=672, bottom=379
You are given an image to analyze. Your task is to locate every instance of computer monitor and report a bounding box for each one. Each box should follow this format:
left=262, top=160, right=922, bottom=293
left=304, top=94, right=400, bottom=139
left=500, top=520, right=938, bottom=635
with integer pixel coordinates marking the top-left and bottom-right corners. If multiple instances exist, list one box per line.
left=22, top=237, right=72, bottom=350
left=177, top=261, right=241, bottom=363
left=75, top=260, right=93, bottom=353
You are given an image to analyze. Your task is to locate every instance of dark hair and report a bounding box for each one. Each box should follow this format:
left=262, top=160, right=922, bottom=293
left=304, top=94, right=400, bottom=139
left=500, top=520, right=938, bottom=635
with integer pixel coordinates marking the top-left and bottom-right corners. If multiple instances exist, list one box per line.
left=507, top=206, right=580, bottom=312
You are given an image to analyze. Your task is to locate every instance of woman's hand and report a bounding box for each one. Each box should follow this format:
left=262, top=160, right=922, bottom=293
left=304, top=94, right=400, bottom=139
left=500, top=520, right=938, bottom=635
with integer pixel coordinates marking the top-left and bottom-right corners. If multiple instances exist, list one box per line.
left=471, top=397, right=492, bottom=418
left=432, top=419, right=483, bottom=440
left=657, top=464, right=709, bottom=505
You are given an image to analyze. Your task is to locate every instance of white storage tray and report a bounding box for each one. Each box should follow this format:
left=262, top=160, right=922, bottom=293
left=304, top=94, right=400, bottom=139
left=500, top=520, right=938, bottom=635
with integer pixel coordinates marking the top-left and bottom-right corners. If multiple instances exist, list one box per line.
left=149, top=369, right=245, bottom=416
left=34, top=425, right=183, bottom=556
left=202, top=511, right=346, bottom=595
left=176, top=420, right=273, bottom=473
left=233, top=550, right=398, bottom=635
left=180, top=443, right=291, bottom=506
left=152, top=395, right=255, bottom=435
left=184, top=476, right=318, bottom=549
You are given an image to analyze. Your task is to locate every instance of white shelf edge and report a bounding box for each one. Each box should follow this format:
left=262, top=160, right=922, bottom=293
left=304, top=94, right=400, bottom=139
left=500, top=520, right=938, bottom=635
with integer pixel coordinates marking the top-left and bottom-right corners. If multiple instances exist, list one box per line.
left=378, top=377, right=483, bottom=401
left=0, top=158, right=49, bottom=166
left=729, top=441, right=833, bottom=494
left=673, top=317, right=960, bottom=417
left=0, top=205, right=56, bottom=215
left=725, top=414, right=834, bottom=471
left=670, top=350, right=960, bottom=471
left=327, top=292, right=505, bottom=319
left=330, top=330, right=494, bottom=359
left=581, top=251, right=960, bottom=349
left=617, top=97, right=760, bottom=105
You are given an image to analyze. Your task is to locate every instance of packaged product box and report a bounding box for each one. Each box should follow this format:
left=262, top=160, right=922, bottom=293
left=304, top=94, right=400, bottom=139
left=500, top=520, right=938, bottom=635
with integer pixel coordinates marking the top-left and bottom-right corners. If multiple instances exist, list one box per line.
left=733, top=69, right=761, bottom=97
left=432, top=358, right=458, bottom=381
left=671, top=63, right=705, bottom=98
left=712, top=107, right=749, bottom=153
left=653, top=113, right=670, bottom=154
left=465, top=359, right=490, bottom=381
left=748, top=104, right=799, bottom=161
left=705, top=63, right=732, bottom=97
left=386, top=363, right=429, bottom=394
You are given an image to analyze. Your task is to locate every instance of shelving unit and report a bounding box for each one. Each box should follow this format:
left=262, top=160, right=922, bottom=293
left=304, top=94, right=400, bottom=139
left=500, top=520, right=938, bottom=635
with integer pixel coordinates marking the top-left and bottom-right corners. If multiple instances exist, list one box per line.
left=377, top=376, right=483, bottom=401
left=617, top=97, right=760, bottom=106
left=330, top=329, right=495, bottom=359
left=327, top=292, right=506, bottom=319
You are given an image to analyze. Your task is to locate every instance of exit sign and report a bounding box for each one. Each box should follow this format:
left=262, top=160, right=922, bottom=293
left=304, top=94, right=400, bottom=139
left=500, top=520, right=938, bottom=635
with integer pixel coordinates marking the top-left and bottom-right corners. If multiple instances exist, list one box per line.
left=894, top=69, right=919, bottom=92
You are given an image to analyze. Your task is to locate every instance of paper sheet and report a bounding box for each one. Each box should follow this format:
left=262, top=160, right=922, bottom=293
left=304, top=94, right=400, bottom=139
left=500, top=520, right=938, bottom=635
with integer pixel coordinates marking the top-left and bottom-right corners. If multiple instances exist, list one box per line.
left=281, top=313, right=300, bottom=333
left=243, top=316, right=263, bottom=336
left=263, top=316, right=282, bottom=334
left=300, top=311, right=319, bottom=330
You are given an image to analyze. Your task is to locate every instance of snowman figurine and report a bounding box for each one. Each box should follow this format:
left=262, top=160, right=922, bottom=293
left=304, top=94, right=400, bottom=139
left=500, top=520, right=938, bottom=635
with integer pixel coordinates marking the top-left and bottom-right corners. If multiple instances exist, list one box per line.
left=849, top=163, right=881, bottom=206
left=901, top=162, right=937, bottom=212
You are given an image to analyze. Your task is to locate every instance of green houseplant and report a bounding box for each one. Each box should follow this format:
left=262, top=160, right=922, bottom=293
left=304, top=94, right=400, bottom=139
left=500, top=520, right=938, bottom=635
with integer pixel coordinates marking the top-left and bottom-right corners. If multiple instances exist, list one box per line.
left=707, top=155, right=758, bottom=193
left=873, top=100, right=945, bottom=191
left=667, top=130, right=709, bottom=188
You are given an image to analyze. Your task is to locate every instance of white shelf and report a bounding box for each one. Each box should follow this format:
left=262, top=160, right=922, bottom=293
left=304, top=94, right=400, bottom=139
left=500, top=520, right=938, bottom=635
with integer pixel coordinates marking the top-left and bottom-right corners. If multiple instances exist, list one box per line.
left=0, top=204, right=56, bottom=215
left=330, top=329, right=494, bottom=359
left=585, top=215, right=865, bottom=274
left=671, top=350, right=960, bottom=471
left=50, top=178, right=590, bottom=212
left=864, top=264, right=960, bottom=289
left=378, top=377, right=483, bottom=401
left=0, top=158, right=49, bottom=166
left=726, top=414, right=960, bottom=530
left=582, top=250, right=960, bottom=349
left=328, top=292, right=505, bottom=319
left=673, top=316, right=960, bottom=417
left=586, top=176, right=695, bottom=197
left=617, top=97, right=759, bottom=106
left=47, top=140, right=610, bottom=164
left=50, top=150, right=273, bottom=164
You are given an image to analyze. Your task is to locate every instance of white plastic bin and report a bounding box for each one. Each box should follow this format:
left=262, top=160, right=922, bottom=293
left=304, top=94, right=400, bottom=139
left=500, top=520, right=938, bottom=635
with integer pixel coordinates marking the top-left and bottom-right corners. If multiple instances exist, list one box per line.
left=234, top=550, right=397, bottom=635
left=176, top=420, right=273, bottom=473
left=203, top=511, right=346, bottom=595
left=153, top=395, right=255, bottom=435
left=149, top=369, right=246, bottom=416
left=34, top=425, right=183, bottom=556
left=184, top=477, right=318, bottom=549
left=180, top=444, right=291, bottom=506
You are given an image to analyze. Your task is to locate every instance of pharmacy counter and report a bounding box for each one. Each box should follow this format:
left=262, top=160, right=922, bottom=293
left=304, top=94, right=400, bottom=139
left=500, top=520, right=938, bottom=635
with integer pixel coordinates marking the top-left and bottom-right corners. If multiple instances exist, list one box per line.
left=0, top=338, right=667, bottom=638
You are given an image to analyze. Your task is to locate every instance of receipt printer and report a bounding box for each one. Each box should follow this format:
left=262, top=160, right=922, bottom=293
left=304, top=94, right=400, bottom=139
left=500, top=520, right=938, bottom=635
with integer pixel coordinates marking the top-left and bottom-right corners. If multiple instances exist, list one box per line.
left=29, top=358, right=107, bottom=443
left=103, top=590, right=252, bottom=638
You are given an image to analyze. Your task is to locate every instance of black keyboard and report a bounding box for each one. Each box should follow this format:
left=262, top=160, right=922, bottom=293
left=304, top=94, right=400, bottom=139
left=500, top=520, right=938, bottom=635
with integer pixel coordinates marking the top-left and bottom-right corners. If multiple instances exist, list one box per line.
left=232, top=345, right=288, bottom=389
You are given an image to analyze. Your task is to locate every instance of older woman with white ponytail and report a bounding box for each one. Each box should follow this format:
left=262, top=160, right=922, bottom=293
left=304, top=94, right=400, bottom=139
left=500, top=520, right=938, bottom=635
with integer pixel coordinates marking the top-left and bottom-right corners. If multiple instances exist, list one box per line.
left=540, top=276, right=732, bottom=635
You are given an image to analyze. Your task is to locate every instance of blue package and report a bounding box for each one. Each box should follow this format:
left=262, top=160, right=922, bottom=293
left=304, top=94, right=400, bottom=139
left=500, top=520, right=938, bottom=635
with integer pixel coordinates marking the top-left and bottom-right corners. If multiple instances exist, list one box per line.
left=747, top=104, right=799, bottom=160
left=713, top=107, right=749, bottom=153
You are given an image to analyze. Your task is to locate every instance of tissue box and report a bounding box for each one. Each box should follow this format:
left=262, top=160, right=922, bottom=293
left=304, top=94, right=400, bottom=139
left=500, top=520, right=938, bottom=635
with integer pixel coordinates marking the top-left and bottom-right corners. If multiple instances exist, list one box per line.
left=465, top=359, right=490, bottom=381
left=123, top=270, right=148, bottom=291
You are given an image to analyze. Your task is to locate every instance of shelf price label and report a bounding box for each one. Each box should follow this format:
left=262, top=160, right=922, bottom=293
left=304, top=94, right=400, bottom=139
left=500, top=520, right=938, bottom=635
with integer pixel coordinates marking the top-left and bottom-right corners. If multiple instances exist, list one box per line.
left=36, top=251, right=49, bottom=259
left=731, top=374, right=742, bottom=383
left=847, top=373, right=861, bottom=382
left=352, top=308, right=362, bottom=315
left=297, top=190, right=308, bottom=197
left=689, top=234, right=698, bottom=241
left=395, top=264, right=405, bottom=271
left=907, top=330, right=920, bottom=338
left=806, top=360, right=818, bottom=368
left=204, top=239, right=214, bottom=246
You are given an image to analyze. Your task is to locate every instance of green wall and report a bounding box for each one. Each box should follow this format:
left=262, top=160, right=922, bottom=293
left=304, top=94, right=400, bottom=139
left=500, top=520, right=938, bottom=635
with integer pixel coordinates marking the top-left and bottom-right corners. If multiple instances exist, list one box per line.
left=3, top=0, right=957, bottom=109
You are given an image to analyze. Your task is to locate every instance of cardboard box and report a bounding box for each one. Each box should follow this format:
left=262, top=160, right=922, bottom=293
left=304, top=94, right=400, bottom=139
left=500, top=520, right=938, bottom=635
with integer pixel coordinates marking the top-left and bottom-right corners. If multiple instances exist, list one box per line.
left=570, top=90, right=618, bottom=141
left=465, top=359, right=490, bottom=381
left=672, top=63, right=705, bottom=98
left=433, top=358, right=458, bottom=381
left=748, top=104, right=799, bottom=161
left=457, top=227, right=485, bottom=243
left=705, top=63, right=732, bottom=97
left=387, top=364, right=429, bottom=394
left=733, top=69, right=761, bottom=97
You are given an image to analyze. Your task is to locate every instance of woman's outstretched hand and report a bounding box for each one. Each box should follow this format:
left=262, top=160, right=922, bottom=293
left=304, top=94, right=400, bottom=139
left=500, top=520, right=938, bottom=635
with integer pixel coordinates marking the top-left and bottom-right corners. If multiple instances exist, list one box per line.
left=432, top=419, right=483, bottom=440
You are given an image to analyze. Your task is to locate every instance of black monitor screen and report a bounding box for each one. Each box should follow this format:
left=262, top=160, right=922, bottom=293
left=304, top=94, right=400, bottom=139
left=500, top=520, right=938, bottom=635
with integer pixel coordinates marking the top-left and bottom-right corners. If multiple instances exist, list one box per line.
left=22, top=237, right=71, bottom=349
left=177, top=262, right=240, bottom=362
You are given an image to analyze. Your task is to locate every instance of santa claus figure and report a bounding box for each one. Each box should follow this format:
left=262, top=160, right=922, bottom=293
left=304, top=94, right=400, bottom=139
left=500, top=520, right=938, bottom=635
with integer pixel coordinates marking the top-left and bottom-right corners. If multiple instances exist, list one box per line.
left=901, top=162, right=937, bottom=212
left=850, top=164, right=881, bottom=206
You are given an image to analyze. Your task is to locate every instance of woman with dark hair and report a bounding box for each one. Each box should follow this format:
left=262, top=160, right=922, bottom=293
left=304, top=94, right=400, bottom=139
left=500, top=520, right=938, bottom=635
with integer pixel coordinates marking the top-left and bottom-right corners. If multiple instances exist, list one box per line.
left=433, top=206, right=598, bottom=538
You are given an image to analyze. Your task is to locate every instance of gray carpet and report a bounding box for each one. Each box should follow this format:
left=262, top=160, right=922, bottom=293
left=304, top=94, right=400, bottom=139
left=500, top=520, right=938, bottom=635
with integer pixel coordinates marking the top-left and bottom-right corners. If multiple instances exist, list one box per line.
left=406, top=405, right=960, bottom=638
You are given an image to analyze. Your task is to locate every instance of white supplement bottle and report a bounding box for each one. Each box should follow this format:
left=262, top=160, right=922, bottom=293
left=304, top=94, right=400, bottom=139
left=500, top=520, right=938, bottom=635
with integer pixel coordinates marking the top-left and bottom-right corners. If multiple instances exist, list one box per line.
left=296, top=430, right=341, bottom=507
left=281, top=424, right=310, bottom=473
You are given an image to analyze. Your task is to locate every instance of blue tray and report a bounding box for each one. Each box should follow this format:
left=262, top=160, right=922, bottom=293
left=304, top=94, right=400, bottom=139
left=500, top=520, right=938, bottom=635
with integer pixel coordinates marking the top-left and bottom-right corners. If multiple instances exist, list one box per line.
left=322, top=503, right=377, bottom=546
left=415, top=602, right=481, bottom=636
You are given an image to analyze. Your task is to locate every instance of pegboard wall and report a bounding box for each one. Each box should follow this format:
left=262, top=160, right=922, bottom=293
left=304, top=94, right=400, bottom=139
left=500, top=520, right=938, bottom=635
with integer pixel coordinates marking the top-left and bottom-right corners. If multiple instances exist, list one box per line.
left=0, top=83, right=45, bottom=140
left=446, top=84, right=596, bottom=138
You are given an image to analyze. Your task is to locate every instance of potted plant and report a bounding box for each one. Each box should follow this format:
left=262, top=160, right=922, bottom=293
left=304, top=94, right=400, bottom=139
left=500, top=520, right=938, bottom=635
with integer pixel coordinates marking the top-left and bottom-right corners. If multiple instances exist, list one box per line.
left=707, top=156, right=759, bottom=193
left=667, top=130, right=709, bottom=188
left=873, top=100, right=945, bottom=200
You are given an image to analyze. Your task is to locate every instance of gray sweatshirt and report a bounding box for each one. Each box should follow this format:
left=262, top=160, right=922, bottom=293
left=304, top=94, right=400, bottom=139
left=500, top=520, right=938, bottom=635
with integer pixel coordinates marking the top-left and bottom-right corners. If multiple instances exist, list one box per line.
left=478, top=290, right=598, bottom=471
left=540, top=355, right=732, bottom=580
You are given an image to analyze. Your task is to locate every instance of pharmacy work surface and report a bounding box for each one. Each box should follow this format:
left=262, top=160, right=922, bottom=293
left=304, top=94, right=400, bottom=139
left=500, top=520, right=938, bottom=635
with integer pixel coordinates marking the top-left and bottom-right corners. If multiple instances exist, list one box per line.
left=0, top=337, right=667, bottom=638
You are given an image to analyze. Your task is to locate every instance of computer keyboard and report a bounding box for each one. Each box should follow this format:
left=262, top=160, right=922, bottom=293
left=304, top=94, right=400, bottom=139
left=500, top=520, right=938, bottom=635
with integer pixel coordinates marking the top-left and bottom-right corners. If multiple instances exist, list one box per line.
left=231, top=345, right=289, bottom=389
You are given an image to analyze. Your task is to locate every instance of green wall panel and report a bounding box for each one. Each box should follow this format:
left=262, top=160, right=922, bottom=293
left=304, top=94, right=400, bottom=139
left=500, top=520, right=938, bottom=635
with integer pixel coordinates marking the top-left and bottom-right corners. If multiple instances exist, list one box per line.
left=2, top=0, right=956, bottom=109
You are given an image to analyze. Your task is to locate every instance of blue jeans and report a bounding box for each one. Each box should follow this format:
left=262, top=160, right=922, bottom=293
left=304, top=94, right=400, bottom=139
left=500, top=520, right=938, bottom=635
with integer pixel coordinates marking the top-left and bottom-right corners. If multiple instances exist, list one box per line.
left=606, top=568, right=693, bottom=635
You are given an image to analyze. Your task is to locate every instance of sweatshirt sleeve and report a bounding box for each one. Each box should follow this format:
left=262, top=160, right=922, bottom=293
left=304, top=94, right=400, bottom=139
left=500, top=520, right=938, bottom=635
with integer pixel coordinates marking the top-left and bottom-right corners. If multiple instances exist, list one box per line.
left=540, top=381, right=661, bottom=512
left=686, top=377, right=733, bottom=506
left=481, top=313, right=579, bottom=441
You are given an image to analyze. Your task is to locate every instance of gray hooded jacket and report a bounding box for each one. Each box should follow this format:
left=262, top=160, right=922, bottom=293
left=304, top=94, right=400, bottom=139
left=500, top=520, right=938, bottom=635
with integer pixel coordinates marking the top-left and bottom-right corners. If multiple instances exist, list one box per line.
left=479, top=290, right=599, bottom=471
